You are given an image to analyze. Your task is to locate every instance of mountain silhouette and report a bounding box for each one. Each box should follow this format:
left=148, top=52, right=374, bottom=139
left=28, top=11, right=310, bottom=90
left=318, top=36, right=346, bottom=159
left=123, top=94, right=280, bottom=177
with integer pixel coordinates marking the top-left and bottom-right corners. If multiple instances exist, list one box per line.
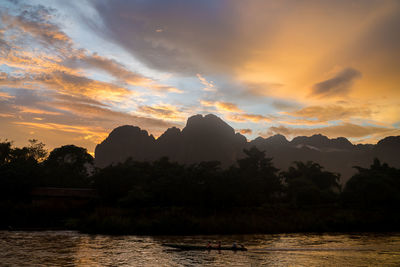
left=95, top=114, right=400, bottom=183
left=291, top=134, right=353, bottom=151
left=95, top=125, right=156, bottom=168
left=95, top=114, right=246, bottom=168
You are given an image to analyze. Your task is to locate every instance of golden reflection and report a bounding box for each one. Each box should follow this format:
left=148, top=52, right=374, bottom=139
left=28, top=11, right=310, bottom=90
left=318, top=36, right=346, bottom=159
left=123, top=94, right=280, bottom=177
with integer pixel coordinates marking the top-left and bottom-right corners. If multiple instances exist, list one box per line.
left=1, top=231, right=400, bottom=266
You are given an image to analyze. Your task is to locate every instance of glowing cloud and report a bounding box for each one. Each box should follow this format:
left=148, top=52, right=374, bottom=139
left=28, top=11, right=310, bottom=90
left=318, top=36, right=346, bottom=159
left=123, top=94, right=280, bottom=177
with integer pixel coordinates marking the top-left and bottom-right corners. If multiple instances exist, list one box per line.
left=200, top=100, right=242, bottom=113
left=237, top=128, right=252, bottom=135
left=197, top=74, right=216, bottom=92
left=0, top=91, right=14, bottom=100
left=64, top=53, right=151, bottom=86
left=138, top=104, right=186, bottom=121
left=228, top=113, right=273, bottom=123
left=13, top=121, right=108, bottom=145
left=286, top=105, right=372, bottom=123
left=1, top=12, right=70, bottom=46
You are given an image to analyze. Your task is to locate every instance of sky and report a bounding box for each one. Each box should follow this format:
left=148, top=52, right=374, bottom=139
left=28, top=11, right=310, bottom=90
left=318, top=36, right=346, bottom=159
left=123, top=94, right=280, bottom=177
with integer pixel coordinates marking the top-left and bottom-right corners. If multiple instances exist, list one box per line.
left=1, top=0, right=400, bottom=154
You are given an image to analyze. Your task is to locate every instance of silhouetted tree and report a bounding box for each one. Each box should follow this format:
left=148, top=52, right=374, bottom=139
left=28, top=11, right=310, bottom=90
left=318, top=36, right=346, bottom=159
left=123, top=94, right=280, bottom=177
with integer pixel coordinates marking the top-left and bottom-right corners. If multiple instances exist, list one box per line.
left=26, top=139, right=47, bottom=162
left=42, top=145, right=94, bottom=187
left=281, top=161, right=341, bottom=206
left=343, top=158, right=400, bottom=208
left=236, top=147, right=281, bottom=205
left=0, top=140, right=12, bottom=165
left=0, top=140, right=47, bottom=201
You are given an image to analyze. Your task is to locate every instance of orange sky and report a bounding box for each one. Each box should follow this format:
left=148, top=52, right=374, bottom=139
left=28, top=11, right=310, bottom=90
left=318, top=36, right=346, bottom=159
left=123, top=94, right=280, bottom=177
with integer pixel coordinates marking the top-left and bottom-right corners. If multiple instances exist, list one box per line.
left=0, top=0, right=399, bottom=153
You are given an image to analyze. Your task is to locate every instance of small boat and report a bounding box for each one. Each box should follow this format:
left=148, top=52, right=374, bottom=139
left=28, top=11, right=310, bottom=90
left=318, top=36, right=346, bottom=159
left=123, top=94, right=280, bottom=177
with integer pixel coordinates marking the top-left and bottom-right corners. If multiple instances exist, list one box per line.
left=163, top=244, right=247, bottom=251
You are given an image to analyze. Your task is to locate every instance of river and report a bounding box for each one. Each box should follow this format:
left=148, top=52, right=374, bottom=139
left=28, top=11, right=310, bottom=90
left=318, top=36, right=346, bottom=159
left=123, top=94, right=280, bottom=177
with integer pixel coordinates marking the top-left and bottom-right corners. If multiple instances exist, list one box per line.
left=1, top=231, right=400, bottom=266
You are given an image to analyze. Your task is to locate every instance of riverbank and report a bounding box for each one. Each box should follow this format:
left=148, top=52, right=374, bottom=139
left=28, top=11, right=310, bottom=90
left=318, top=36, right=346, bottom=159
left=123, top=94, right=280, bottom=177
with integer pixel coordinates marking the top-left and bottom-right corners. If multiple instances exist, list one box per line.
left=76, top=206, right=400, bottom=235
left=3, top=203, right=400, bottom=235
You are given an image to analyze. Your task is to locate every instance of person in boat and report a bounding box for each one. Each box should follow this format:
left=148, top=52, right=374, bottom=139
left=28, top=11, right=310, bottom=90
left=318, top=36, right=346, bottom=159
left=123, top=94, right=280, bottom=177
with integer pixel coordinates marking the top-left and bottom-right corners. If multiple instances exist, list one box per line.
left=232, top=242, right=237, bottom=249
left=216, top=241, right=221, bottom=249
left=206, top=241, right=212, bottom=249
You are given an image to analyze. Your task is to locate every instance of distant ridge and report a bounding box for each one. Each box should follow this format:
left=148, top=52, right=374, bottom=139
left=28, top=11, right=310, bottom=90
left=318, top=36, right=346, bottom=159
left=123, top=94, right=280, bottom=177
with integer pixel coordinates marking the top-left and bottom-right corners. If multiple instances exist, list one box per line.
left=95, top=114, right=400, bottom=183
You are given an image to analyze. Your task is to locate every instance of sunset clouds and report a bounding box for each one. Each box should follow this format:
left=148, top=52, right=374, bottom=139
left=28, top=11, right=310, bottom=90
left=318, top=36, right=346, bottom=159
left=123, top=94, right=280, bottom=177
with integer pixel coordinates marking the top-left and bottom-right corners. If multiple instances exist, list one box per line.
left=1, top=0, right=399, bottom=152
left=312, top=68, right=362, bottom=97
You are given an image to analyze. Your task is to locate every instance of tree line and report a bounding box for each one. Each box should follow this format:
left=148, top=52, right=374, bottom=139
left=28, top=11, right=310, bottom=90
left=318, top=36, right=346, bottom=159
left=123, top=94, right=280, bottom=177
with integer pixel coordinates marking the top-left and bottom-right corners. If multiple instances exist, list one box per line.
left=1, top=140, right=399, bottom=210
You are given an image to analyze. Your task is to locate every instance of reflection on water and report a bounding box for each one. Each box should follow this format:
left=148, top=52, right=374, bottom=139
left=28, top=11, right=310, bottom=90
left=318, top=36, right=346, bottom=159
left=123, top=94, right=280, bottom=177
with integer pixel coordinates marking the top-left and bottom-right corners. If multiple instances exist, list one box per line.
left=1, top=231, right=400, bottom=266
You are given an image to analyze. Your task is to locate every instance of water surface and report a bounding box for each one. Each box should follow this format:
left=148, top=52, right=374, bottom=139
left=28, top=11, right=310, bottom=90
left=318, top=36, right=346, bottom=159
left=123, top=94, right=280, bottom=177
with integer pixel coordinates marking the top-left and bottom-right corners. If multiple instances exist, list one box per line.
left=1, top=231, right=400, bottom=266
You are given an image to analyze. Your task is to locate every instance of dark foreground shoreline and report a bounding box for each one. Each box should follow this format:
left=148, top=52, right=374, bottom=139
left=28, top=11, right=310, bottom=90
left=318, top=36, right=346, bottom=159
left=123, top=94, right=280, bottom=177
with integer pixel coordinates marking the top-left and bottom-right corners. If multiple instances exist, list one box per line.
left=2, top=204, right=400, bottom=236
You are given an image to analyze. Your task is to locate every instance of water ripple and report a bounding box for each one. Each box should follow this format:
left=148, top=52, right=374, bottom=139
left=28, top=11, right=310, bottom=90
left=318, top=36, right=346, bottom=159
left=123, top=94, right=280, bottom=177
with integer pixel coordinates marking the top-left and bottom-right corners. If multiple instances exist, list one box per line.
left=1, top=231, right=400, bottom=266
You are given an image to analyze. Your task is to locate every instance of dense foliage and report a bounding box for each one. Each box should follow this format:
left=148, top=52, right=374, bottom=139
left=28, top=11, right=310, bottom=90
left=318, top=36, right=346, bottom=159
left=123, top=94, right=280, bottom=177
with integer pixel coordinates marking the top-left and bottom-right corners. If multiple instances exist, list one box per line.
left=0, top=140, right=399, bottom=234
left=342, top=159, right=400, bottom=208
